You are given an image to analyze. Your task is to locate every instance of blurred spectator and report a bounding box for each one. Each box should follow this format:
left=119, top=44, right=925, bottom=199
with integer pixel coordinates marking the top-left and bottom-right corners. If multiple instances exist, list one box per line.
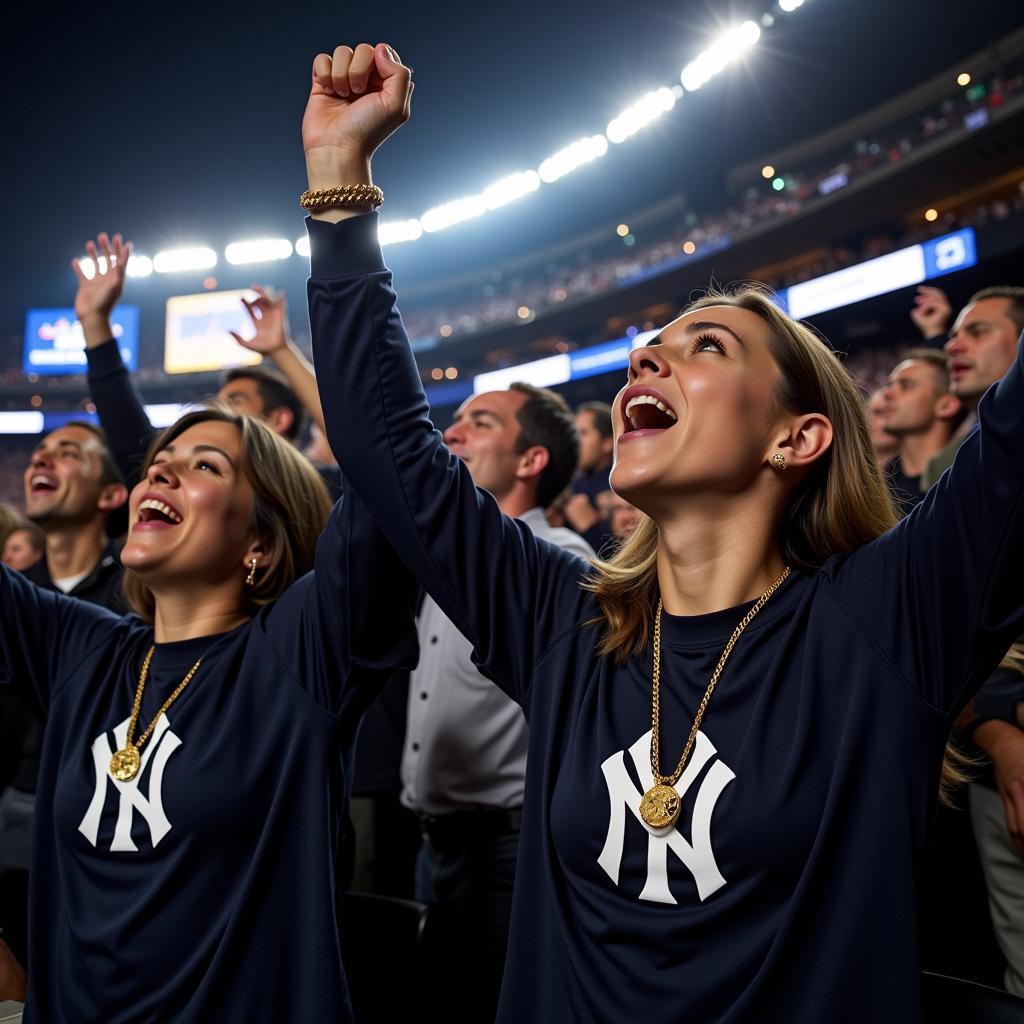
left=567, top=401, right=615, bottom=554
left=608, top=492, right=642, bottom=546
left=865, top=387, right=899, bottom=468
left=1, top=523, right=45, bottom=573
left=0, top=504, right=23, bottom=548
left=880, top=349, right=962, bottom=512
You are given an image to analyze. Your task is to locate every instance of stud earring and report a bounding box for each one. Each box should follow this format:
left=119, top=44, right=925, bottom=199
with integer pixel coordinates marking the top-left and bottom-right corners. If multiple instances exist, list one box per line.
left=771, top=452, right=787, bottom=470
left=245, top=558, right=258, bottom=587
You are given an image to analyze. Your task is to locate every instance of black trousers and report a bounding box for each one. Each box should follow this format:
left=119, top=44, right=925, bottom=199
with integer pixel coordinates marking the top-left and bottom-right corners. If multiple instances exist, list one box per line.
left=416, top=810, right=520, bottom=1023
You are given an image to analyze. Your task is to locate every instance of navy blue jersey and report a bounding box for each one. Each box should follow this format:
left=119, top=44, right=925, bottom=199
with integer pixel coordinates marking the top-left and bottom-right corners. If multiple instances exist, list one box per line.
left=0, top=492, right=418, bottom=1022
left=307, top=212, right=1024, bottom=1023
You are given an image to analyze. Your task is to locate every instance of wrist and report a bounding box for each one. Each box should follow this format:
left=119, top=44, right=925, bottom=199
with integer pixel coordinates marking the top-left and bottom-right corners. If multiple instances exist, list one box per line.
left=304, top=147, right=372, bottom=191
left=79, top=313, right=114, bottom=349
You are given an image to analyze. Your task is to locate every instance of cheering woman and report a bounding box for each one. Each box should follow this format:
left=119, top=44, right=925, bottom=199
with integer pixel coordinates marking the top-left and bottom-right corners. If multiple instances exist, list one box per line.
left=0, top=404, right=418, bottom=1020
left=303, top=43, right=1024, bottom=1023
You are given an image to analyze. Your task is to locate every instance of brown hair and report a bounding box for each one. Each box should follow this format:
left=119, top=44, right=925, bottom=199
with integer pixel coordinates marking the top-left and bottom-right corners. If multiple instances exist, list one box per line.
left=967, top=286, right=1024, bottom=335
left=122, top=405, right=332, bottom=621
left=898, top=348, right=952, bottom=395
left=581, top=285, right=967, bottom=802
left=222, top=365, right=306, bottom=442
left=509, top=382, right=580, bottom=508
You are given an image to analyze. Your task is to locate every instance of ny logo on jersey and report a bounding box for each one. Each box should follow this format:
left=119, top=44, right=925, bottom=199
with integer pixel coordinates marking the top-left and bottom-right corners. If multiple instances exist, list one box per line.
left=78, top=715, right=182, bottom=853
left=598, top=728, right=734, bottom=904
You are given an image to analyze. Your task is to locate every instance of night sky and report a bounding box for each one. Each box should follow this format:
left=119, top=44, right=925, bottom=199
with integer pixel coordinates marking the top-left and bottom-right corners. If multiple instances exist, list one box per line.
left=3, top=0, right=1021, bottom=332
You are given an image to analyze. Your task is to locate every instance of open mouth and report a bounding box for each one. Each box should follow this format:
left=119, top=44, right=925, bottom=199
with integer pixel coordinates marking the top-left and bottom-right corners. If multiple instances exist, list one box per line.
left=30, top=475, right=58, bottom=494
left=136, top=498, right=183, bottom=527
left=621, top=389, right=679, bottom=435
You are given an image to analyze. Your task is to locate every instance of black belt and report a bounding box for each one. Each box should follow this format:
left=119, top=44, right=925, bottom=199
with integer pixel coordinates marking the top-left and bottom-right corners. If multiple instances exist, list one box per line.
left=418, top=807, right=523, bottom=849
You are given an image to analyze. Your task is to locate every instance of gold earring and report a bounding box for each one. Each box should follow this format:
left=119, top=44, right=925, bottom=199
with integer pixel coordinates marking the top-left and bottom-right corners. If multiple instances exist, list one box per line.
left=771, top=452, right=787, bottom=470
left=245, top=558, right=258, bottom=587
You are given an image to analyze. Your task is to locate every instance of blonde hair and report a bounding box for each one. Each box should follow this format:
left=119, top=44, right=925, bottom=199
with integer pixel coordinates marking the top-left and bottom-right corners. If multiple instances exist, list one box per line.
left=581, top=285, right=969, bottom=801
left=123, top=406, right=332, bottom=621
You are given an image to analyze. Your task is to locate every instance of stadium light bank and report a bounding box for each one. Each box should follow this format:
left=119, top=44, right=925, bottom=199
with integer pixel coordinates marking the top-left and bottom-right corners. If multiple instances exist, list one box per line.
left=71, top=4, right=812, bottom=270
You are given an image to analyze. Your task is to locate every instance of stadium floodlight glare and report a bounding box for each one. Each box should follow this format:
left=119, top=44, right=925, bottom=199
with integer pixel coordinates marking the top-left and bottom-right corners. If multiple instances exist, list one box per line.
left=538, top=135, right=609, bottom=184
left=779, top=0, right=805, bottom=11
left=295, top=236, right=311, bottom=258
left=78, top=253, right=150, bottom=279
left=483, top=171, right=541, bottom=210
left=680, top=21, right=761, bottom=92
left=224, top=238, right=293, bottom=265
left=153, top=247, right=218, bottom=274
left=379, top=218, right=425, bottom=245
left=126, top=254, right=153, bottom=278
left=420, top=195, right=488, bottom=233
left=606, top=88, right=677, bottom=144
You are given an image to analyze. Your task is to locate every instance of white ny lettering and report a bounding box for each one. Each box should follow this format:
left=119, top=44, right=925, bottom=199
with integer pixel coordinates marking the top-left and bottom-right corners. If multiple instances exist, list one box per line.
left=598, top=729, right=735, bottom=904
left=78, top=716, right=182, bottom=853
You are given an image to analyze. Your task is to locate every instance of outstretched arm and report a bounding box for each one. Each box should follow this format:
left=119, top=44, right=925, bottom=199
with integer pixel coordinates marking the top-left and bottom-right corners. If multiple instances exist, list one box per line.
left=835, top=332, right=1024, bottom=715
left=75, top=232, right=156, bottom=485
left=229, top=286, right=330, bottom=439
left=304, top=44, right=591, bottom=710
left=0, top=563, right=122, bottom=720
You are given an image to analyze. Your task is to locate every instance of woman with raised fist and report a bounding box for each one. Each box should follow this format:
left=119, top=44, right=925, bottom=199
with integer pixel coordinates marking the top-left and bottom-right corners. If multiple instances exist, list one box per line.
left=304, top=40, right=1024, bottom=1023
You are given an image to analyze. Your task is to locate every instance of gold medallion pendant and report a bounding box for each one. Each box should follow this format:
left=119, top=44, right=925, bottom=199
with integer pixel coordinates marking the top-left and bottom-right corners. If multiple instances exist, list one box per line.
left=639, top=784, right=681, bottom=830
left=109, top=746, right=141, bottom=782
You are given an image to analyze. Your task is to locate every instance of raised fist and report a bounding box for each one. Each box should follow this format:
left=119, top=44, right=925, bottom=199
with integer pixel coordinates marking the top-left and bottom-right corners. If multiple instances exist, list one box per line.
left=910, top=285, right=952, bottom=340
left=302, top=43, right=412, bottom=167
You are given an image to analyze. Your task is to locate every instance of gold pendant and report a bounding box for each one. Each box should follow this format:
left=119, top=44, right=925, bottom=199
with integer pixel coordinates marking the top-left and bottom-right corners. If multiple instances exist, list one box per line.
left=109, top=746, right=141, bottom=782
left=640, top=784, right=681, bottom=830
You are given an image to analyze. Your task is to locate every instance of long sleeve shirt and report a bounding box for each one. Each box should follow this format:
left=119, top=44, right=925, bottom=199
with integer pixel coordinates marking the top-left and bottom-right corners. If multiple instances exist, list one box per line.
left=308, top=211, right=1024, bottom=1024
left=402, top=507, right=592, bottom=815
left=0, top=491, right=418, bottom=1023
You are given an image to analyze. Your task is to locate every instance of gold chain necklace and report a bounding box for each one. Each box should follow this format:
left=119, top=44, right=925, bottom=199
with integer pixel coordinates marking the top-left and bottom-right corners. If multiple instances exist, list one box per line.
left=639, top=567, right=791, bottom=831
left=109, top=646, right=203, bottom=782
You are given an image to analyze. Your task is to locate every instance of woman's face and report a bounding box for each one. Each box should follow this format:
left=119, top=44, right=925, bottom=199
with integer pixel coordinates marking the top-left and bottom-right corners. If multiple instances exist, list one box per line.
left=2, top=529, right=41, bottom=572
left=120, top=420, right=257, bottom=587
left=609, top=305, right=783, bottom=516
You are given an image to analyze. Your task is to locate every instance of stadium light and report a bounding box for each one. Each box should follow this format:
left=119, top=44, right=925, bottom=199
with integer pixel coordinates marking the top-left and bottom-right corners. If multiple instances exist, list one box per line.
left=606, top=88, right=677, bottom=144
left=126, top=254, right=153, bottom=278
left=295, top=236, right=311, bottom=258
left=420, top=195, right=488, bottom=233
left=538, top=135, right=609, bottom=184
left=680, top=21, right=761, bottom=92
left=779, top=0, right=805, bottom=11
left=483, top=170, right=541, bottom=210
left=153, top=247, right=218, bottom=274
left=77, top=253, right=151, bottom=279
left=224, top=238, right=293, bottom=265
left=379, top=219, right=425, bottom=245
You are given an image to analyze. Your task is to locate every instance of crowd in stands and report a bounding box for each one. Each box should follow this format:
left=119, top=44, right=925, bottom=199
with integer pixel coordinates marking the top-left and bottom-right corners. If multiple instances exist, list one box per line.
left=1, top=37, right=1024, bottom=1024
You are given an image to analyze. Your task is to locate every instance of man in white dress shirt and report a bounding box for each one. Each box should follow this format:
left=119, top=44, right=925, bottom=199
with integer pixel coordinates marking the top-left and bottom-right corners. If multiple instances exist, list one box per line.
left=403, top=382, right=592, bottom=1019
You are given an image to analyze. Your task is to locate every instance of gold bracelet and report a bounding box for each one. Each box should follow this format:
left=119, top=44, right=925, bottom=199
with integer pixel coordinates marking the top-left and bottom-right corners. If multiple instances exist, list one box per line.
left=300, top=185, right=383, bottom=212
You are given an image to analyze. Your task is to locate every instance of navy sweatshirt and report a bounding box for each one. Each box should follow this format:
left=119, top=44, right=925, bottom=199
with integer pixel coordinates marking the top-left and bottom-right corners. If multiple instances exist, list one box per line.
left=307, top=213, right=1024, bottom=1024
left=0, top=491, right=418, bottom=1022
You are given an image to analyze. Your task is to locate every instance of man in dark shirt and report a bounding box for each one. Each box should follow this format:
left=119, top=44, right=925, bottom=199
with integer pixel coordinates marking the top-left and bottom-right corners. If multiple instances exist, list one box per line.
left=565, top=401, right=616, bottom=553
left=0, top=419, right=128, bottom=975
left=880, top=348, right=961, bottom=512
